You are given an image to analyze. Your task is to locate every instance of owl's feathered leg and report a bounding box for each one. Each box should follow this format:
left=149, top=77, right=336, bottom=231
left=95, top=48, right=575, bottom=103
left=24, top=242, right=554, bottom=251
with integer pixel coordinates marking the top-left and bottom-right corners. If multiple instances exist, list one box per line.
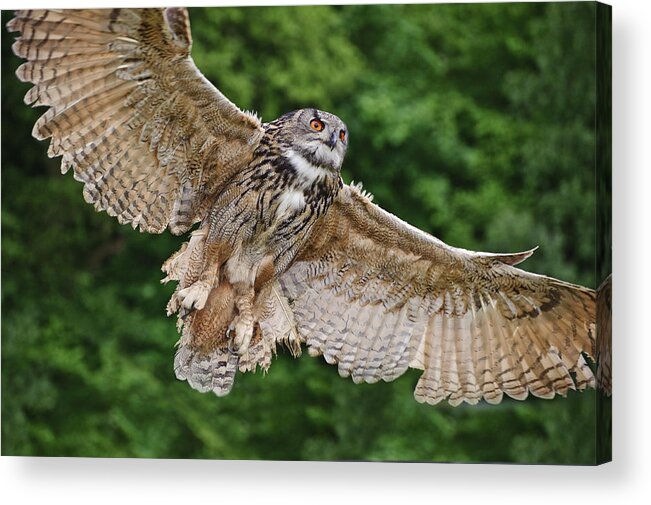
left=163, top=228, right=209, bottom=315
left=176, top=259, right=220, bottom=314
left=228, top=282, right=256, bottom=354
left=164, top=230, right=231, bottom=319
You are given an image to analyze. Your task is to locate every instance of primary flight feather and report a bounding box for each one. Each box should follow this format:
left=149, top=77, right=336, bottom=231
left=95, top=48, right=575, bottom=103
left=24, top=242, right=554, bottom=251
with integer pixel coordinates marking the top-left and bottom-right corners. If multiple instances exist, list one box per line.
left=9, top=7, right=598, bottom=406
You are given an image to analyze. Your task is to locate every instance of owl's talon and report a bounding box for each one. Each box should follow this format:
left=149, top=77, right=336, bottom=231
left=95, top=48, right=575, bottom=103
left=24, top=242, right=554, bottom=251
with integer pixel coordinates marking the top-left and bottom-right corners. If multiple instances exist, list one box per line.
left=227, top=327, right=236, bottom=353
left=227, top=335, right=237, bottom=355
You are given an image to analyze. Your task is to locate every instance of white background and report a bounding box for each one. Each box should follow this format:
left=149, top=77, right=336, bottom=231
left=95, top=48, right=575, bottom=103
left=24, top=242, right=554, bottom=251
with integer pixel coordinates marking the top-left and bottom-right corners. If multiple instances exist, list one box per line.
left=1, top=0, right=649, bottom=503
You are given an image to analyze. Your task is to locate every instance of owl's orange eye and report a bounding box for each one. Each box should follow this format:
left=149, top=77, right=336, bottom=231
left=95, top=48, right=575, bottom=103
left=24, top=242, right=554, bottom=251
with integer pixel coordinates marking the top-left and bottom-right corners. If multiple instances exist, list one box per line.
left=339, top=130, right=346, bottom=142
left=310, top=119, right=324, bottom=131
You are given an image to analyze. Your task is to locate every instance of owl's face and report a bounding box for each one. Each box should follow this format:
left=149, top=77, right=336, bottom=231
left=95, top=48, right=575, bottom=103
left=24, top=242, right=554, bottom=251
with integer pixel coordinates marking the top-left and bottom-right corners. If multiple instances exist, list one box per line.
left=281, top=108, right=348, bottom=173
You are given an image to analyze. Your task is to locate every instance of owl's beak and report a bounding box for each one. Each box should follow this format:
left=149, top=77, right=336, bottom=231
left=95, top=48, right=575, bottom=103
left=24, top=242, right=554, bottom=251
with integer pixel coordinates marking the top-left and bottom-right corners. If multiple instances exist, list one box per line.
left=326, top=131, right=337, bottom=150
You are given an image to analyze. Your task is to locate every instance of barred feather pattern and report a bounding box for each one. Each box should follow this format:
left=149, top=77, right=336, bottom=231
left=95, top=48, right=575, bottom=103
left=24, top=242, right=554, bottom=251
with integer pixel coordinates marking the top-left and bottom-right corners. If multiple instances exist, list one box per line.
left=280, top=185, right=597, bottom=406
left=8, top=8, right=264, bottom=234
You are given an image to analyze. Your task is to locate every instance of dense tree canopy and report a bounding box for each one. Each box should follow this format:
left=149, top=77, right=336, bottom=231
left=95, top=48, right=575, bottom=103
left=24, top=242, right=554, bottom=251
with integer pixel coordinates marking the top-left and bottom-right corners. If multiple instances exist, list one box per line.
left=2, top=3, right=602, bottom=463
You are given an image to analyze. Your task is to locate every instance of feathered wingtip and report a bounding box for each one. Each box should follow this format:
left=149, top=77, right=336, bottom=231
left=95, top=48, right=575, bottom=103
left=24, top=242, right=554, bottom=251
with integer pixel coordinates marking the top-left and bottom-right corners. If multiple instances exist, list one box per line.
left=483, top=246, right=539, bottom=266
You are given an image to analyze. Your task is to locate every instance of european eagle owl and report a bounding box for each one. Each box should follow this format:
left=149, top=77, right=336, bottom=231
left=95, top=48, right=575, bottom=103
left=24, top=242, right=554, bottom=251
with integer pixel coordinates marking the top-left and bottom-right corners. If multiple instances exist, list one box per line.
left=8, top=8, right=603, bottom=406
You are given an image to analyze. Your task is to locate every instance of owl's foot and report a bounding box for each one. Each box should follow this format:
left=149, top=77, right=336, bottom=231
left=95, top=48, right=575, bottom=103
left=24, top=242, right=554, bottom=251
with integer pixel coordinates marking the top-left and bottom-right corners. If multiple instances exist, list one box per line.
left=227, top=318, right=254, bottom=355
left=228, top=285, right=255, bottom=355
left=176, top=281, right=211, bottom=312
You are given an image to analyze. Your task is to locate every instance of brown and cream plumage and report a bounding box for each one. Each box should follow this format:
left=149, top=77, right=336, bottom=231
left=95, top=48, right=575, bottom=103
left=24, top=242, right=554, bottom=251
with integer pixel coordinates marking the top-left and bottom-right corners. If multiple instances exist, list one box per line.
left=9, top=7, right=599, bottom=406
left=596, top=275, right=612, bottom=396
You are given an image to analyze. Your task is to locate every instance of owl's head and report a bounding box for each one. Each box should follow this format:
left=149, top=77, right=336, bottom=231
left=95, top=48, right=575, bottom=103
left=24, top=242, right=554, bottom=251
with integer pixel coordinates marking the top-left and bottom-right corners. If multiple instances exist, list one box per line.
left=275, top=108, right=348, bottom=173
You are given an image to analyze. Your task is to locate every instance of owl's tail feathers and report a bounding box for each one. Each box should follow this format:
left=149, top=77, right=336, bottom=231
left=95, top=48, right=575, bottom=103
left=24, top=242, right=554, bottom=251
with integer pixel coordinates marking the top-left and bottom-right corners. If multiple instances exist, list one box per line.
left=174, top=329, right=275, bottom=397
left=174, top=344, right=238, bottom=396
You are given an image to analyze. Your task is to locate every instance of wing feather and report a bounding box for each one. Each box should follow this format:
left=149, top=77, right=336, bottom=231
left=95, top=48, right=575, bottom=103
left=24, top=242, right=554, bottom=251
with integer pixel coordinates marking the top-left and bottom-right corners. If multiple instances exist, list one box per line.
left=8, top=8, right=264, bottom=234
left=280, top=184, right=596, bottom=406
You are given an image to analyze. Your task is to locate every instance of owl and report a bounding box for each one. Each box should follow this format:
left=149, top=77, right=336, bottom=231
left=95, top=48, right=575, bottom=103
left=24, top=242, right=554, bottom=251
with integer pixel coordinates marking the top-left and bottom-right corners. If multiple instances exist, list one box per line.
left=9, top=8, right=599, bottom=406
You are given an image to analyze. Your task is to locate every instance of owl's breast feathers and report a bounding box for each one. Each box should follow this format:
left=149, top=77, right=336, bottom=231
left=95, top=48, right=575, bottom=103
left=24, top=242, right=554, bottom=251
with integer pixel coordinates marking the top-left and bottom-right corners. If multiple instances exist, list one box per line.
left=206, top=123, right=342, bottom=258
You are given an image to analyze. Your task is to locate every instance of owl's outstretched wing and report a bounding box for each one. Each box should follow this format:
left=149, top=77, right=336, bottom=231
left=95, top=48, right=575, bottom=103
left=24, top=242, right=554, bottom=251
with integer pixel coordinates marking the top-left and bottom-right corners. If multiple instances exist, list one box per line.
left=280, top=184, right=596, bottom=406
left=8, top=8, right=264, bottom=234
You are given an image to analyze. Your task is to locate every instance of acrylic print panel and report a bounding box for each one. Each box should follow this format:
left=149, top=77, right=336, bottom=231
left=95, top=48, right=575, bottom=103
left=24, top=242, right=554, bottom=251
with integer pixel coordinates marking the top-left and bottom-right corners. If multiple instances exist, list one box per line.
left=1, top=2, right=611, bottom=464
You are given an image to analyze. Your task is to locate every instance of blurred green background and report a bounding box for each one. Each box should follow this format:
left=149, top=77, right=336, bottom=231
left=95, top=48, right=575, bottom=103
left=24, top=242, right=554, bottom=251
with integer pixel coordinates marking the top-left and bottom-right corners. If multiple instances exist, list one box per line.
left=2, top=3, right=601, bottom=463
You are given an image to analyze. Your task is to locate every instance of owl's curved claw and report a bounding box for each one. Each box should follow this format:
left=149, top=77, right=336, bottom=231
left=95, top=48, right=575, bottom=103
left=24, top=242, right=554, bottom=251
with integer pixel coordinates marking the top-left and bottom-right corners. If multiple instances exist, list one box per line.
left=227, top=329, right=237, bottom=354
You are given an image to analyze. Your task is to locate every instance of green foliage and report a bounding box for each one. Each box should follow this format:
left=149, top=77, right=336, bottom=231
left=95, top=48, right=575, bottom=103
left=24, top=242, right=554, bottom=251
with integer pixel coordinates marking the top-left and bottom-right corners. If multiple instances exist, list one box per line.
left=2, top=4, right=600, bottom=463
